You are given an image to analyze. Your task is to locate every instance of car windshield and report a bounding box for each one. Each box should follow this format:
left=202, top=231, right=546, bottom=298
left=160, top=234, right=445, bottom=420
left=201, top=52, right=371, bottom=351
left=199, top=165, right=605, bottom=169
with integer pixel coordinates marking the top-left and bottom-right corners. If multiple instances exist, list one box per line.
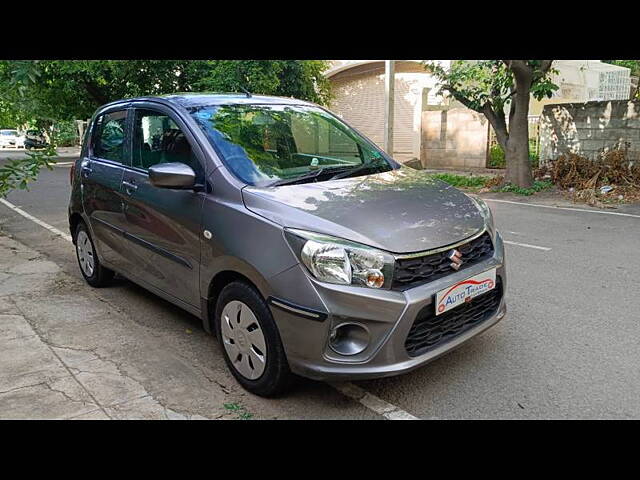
left=1, top=130, right=17, bottom=136
left=189, top=104, right=394, bottom=186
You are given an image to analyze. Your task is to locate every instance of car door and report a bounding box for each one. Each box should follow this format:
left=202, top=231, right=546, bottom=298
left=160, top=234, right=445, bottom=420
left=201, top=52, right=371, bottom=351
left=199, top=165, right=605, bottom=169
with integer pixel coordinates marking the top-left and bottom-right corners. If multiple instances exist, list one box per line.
left=119, top=104, right=205, bottom=308
left=81, top=107, right=131, bottom=271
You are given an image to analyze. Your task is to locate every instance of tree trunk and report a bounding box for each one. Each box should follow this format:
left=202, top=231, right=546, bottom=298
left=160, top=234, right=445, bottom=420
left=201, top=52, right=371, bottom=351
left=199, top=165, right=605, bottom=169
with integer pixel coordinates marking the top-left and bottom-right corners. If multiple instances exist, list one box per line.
left=504, top=69, right=534, bottom=188
left=504, top=114, right=532, bottom=187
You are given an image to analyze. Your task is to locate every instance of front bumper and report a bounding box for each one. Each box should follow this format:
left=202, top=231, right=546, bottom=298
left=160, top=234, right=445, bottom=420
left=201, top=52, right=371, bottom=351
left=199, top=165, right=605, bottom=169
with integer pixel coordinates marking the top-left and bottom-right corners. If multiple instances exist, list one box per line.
left=268, top=231, right=507, bottom=381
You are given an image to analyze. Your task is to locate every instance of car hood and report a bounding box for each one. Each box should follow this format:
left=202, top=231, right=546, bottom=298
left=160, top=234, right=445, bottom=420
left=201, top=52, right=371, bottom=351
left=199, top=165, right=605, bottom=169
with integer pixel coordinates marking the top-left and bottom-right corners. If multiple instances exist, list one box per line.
left=242, top=167, right=486, bottom=254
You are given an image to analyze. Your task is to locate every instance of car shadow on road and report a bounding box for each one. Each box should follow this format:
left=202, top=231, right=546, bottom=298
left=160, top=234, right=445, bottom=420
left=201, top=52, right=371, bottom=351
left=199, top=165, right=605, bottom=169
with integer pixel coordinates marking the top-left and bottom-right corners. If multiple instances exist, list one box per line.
left=109, top=274, right=204, bottom=331
left=354, top=328, right=505, bottom=412
left=101, top=273, right=504, bottom=418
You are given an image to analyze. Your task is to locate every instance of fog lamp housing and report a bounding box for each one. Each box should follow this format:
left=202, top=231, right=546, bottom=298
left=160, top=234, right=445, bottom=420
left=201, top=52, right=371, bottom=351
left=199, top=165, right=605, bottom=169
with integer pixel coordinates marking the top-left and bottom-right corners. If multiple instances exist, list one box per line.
left=328, top=323, right=370, bottom=356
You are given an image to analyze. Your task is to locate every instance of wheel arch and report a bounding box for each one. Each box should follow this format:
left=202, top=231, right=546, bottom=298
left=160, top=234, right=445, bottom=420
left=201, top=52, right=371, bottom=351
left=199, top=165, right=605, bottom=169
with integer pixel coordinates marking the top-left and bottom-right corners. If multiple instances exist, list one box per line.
left=201, top=262, right=273, bottom=334
left=69, top=212, right=85, bottom=244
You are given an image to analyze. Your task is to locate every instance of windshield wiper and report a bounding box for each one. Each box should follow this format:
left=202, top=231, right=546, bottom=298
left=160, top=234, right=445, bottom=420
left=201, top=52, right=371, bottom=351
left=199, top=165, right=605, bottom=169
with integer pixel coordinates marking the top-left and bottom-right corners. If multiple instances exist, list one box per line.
left=268, top=168, right=328, bottom=187
left=329, top=161, right=387, bottom=181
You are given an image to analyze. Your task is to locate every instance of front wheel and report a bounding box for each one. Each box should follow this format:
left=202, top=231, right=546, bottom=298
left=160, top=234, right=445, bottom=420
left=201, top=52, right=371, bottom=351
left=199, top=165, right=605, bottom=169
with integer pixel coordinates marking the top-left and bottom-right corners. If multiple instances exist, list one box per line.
left=214, top=282, right=293, bottom=397
left=75, top=222, right=114, bottom=287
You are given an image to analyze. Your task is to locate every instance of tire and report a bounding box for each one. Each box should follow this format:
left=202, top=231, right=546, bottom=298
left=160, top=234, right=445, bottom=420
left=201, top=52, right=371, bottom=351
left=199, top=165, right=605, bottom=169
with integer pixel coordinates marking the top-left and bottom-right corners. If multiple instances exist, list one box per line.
left=74, top=221, right=114, bottom=288
left=214, top=281, right=293, bottom=397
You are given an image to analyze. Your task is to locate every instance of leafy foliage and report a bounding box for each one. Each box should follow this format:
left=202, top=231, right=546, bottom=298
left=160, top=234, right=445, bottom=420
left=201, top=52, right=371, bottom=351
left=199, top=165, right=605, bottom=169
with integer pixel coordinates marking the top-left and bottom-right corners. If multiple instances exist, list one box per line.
left=0, top=145, right=57, bottom=198
left=429, top=173, right=491, bottom=189
left=0, top=60, right=332, bottom=196
left=195, top=60, right=331, bottom=105
left=426, top=60, right=558, bottom=117
left=427, top=172, right=552, bottom=196
left=0, top=60, right=332, bottom=126
left=489, top=143, right=506, bottom=168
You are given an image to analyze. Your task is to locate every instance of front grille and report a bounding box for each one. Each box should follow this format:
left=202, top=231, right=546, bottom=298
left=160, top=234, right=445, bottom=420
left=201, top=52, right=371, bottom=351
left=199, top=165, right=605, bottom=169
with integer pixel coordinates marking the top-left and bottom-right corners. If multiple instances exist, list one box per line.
left=392, top=232, right=494, bottom=290
left=404, top=277, right=503, bottom=357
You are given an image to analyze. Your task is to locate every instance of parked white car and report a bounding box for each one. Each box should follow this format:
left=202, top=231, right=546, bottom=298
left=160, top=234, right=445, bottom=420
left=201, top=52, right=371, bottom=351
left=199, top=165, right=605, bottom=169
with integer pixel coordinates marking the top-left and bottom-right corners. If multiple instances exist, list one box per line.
left=0, top=129, right=24, bottom=148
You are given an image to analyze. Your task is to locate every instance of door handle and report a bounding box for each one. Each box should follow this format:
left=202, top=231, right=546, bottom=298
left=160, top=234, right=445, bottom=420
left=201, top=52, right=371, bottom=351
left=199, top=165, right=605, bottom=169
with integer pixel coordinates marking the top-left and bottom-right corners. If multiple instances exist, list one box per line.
left=122, top=180, right=138, bottom=194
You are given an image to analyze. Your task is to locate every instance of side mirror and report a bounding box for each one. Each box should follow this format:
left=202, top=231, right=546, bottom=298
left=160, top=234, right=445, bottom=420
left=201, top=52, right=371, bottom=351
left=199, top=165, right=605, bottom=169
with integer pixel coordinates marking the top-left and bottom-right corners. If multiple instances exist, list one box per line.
left=148, top=162, right=197, bottom=189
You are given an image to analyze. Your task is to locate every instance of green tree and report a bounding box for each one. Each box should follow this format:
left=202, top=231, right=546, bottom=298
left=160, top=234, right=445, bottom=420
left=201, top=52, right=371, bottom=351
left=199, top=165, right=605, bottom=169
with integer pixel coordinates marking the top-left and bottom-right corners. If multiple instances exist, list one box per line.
left=0, top=60, right=331, bottom=124
left=193, top=60, right=331, bottom=105
left=426, top=60, right=557, bottom=188
left=0, top=60, right=331, bottom=196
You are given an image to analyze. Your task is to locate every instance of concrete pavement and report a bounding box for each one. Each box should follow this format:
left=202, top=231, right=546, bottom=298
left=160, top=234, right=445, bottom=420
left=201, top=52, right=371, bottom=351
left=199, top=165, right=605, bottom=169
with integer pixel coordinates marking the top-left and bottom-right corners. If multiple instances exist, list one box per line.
left=0, top=233, right=220, bottom=419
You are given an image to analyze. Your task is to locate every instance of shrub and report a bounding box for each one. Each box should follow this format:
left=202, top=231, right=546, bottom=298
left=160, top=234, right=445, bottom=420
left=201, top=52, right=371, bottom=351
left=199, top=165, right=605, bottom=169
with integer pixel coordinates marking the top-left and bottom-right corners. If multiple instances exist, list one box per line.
left=488, top=141, right=539, bottom=169
left=52, top=120, right=79, bottom=147
left=429, top=173, right=492, bottom=189
left=488, top=144, right=505, bottom=168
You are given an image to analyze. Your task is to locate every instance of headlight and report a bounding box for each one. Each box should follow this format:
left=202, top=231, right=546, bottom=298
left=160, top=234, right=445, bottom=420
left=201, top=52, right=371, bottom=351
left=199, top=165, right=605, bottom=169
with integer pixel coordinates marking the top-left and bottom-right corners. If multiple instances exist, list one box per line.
left=285, top=229, right=395, bottom=289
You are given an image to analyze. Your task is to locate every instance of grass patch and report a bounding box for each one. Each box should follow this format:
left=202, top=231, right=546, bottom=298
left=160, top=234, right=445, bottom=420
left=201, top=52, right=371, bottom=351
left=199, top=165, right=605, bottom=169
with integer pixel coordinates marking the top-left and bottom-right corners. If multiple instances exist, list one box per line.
left=429, top=173, right=492, bottom=189
left=496, top=180, right=553, bottom=196
left=430, top=173, right=553, bottom=196
left=223, top=402, right=253, bottom=420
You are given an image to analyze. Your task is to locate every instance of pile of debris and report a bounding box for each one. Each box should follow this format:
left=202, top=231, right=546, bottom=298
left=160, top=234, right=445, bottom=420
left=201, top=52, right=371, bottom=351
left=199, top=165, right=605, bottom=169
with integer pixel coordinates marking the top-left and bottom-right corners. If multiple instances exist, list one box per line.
left=536, top=149, right=640, bottom=206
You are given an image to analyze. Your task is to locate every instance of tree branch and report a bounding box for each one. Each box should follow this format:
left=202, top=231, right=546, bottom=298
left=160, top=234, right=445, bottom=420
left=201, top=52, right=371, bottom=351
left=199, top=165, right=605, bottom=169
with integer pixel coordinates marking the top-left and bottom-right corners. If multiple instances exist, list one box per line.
left=538, top=60, right=553, bottom=74
left=445, top=88, right=479, bottom=112
left=504, top=60, right=533, bottom=81
left=481, top=103, right=508, bottom=149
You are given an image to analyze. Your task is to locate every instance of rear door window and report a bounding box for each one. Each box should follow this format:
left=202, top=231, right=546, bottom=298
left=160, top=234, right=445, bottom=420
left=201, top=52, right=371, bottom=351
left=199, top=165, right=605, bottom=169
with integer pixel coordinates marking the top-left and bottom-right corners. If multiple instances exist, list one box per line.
left=92, top=110, right=128, bottom=163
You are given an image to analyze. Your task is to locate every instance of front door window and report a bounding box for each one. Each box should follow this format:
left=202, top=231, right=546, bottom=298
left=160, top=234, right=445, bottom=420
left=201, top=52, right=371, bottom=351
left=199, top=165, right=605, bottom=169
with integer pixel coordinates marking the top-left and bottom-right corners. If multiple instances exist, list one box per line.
left=132, top=109, right=203, bottom=179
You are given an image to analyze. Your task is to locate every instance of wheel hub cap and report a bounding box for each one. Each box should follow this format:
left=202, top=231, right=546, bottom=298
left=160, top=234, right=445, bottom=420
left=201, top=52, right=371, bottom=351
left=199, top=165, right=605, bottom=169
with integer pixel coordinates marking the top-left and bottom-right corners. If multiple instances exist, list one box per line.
left=220, top=300, right=267, bottom=380
left=76, top=230, right=95, bottom=277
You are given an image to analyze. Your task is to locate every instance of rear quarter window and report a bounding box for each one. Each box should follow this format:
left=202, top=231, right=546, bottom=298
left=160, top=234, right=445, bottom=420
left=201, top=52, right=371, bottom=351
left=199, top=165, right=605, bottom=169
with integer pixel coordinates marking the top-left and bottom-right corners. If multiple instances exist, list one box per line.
left=92, top=110, right=128, bottom=163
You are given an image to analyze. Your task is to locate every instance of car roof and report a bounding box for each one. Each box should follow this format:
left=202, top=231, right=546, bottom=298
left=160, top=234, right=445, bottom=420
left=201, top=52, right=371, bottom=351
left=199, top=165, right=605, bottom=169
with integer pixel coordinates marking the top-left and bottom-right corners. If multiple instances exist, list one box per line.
left=101, top=93, right=317, bottom=111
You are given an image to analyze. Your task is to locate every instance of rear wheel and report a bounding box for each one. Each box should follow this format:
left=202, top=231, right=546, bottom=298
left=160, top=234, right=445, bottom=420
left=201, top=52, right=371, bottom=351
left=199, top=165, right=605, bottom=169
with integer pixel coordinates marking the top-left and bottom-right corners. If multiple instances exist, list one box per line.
left=215, top=281, right=293, bottom=397
left=75, top=222, right=114, bottom=287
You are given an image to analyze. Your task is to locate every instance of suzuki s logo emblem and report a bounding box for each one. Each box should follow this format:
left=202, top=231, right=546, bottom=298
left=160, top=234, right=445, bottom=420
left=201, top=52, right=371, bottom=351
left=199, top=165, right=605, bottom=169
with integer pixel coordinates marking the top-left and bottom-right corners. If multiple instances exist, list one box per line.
left=448, top=249, right=463, bottom=270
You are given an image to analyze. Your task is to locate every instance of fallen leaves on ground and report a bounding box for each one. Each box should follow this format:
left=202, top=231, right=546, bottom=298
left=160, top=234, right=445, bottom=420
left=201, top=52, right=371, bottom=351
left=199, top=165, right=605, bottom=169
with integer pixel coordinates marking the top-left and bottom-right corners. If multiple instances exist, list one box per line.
left=536, top=149, right=640, bottom=206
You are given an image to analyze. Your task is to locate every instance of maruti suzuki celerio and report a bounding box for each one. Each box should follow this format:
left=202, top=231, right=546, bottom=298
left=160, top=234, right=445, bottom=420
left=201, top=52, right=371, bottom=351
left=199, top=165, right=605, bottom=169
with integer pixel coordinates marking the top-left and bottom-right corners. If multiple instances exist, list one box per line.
left=68, top=93, right=507, bottom=396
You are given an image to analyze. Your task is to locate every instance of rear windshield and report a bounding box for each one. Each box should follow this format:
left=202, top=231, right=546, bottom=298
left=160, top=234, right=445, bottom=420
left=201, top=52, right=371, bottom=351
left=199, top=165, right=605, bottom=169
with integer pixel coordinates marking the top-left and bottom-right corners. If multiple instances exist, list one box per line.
left=189, top=104, right=392, bottom=186
left=1, top=130, right=17, bottom=136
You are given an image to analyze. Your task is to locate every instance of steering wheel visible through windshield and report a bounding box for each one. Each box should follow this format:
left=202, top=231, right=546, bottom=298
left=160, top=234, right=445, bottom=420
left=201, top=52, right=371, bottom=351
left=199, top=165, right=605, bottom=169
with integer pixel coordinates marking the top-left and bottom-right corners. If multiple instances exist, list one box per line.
left=188, top=103, right=395, bottom=186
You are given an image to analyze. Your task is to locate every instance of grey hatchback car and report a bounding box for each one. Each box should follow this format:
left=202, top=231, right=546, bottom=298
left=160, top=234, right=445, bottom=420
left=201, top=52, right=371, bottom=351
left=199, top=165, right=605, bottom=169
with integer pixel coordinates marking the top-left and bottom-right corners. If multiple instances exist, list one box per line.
left=68, top=93, right=506, bottom=396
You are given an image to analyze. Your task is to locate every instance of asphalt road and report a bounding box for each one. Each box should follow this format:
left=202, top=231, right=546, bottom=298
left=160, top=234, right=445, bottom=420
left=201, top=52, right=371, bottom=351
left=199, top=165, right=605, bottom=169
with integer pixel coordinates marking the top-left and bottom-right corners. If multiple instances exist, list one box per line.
left=2, top=156, right=640, bottom=419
